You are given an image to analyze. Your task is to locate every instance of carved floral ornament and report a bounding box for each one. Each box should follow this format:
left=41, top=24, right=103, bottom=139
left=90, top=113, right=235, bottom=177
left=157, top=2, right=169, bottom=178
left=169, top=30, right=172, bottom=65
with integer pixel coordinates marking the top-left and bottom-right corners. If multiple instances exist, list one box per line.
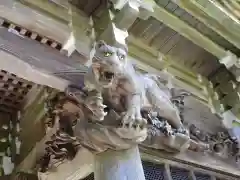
left=34, top=41, right=239, bottom=173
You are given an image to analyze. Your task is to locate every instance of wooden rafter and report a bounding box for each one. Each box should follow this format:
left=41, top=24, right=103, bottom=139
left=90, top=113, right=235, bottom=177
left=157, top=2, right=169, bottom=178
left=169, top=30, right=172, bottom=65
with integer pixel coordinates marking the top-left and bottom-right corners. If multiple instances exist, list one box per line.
left=174, top=0, right=240, bottom=50
left=152, top=2, right=226, bottom=59
left=196, top=0, right=240, bottom=39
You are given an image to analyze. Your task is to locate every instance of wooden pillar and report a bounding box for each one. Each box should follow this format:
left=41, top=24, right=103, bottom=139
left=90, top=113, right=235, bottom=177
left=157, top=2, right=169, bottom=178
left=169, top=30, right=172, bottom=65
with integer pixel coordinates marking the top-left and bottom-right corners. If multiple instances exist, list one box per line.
left=94, top=146, right=145, bottom=180
left=164, top=164, right=173, bottom=180
left=189, top=170, right=197, bottom=180
left=210, top=175, right=217, bottom=180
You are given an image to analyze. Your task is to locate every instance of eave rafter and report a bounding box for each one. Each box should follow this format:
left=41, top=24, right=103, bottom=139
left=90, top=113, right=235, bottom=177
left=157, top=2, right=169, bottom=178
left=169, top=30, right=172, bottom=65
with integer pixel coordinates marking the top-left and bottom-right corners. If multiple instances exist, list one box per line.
left=149, top=0, right=240, bottom=84
left=173, top=0, right=240, bottom=50
left=151, top=1, right=226, bottom=59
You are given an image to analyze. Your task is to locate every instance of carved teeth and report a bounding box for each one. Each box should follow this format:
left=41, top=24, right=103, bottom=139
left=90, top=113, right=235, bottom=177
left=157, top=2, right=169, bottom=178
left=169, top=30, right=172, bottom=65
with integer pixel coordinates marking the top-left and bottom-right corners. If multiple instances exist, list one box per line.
left=104, top=71, right=114, bottom=79
left=102, top=104, right=107, bottom=108
left=99, top=104, right=107, bottom=109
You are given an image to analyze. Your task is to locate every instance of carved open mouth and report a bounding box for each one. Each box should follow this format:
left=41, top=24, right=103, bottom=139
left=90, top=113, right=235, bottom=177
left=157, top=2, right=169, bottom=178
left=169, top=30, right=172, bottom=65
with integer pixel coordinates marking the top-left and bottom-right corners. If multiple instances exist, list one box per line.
left=100, top=70, right=115, bottom=83
left=92, top=62, right=115, bottom=85
left=104, top=71, right=114, bottom=80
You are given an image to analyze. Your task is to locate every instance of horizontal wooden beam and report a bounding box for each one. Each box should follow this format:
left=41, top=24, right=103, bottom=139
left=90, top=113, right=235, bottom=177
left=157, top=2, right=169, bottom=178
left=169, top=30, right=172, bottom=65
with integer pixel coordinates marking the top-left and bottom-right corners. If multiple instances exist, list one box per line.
left=152, top=2, right=226, bottom=59
left=18, top=0, right=92, bottom=40
left=127, top=36, right=198, bottom=78
left=140, top=147, right=240, bottom=179
left=0, top=0, right=69, bottom=42
left=19, top=0, right=69, bottom=23
left=174, top=0, right=240, bottom=50
left=196, top=0, right=240, bottom=38
left=0, top=50, right=69, bottom=91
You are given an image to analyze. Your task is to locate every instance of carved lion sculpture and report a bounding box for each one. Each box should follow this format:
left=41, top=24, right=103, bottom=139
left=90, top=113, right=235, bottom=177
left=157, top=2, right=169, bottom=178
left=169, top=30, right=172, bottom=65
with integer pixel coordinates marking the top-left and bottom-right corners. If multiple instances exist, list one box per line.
left=38, top=41, right=193, bottom=172
left=67, top=40, right=190, bottom=151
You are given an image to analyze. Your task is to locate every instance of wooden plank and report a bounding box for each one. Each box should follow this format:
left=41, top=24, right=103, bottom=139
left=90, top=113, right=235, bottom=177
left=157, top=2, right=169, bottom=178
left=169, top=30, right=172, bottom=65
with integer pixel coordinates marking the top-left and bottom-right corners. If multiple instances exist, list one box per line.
left=175, top=0, right=240, bottom=50
left=19, top=0, right=69, bottom=22
left=0, top=0, right=70, bottom=43
left=0, top=50, right=69, bottom=91
left=0, top=27, right=87, bottom=72
left=19, top=0, right=91, bottom=35
left=152, top=3, right=226, bottom=58
left=163, top=164, right=173, bottom=180
left=128, top=35, right=198, bottom=78
left=196, top=0, right=240, bottom=38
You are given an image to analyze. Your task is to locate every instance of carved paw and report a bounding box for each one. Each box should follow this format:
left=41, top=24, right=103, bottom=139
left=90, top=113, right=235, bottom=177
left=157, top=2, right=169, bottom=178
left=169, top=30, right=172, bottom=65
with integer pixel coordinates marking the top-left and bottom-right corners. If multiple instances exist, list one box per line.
left=115, top=108, right=148, bottom=141
left=121, top=107, right=147, bottom=130
left=115, top=126, right=148, bottom=142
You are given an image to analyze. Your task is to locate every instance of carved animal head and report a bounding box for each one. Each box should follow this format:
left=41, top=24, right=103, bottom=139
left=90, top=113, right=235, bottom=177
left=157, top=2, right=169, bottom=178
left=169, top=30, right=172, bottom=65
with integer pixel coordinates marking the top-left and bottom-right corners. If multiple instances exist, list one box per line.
left=92, top=40, right=127, bottom=87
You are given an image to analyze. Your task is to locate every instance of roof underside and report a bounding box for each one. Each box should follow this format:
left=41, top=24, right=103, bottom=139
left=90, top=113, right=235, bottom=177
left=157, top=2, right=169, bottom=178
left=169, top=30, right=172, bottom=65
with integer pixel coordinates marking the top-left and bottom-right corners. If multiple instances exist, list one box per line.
left=0, top=69, right=33, bottom=113
left=71, top=0, right=240, bottom=77
left=129, top=17, right=221, bottom=76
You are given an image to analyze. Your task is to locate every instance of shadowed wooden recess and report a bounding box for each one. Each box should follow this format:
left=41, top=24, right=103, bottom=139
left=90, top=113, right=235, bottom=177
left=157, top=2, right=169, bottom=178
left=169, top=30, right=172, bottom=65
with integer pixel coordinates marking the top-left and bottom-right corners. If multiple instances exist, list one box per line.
left=0, top=70, right=33, bottom=113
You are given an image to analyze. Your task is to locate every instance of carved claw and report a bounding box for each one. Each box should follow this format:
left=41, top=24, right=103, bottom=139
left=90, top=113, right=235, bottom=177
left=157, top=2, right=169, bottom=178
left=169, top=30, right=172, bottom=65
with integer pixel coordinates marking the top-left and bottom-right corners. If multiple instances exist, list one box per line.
left=121, top=114, right=147, bottom=129
left=121, top=108, right=147, bottom=130
left=114, top=108, right=148, bottom=140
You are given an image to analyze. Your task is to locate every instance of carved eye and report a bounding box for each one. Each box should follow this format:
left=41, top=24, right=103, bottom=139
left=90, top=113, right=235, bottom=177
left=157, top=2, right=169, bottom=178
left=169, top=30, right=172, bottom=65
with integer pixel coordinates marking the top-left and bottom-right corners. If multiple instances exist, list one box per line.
left=118, top=55, right=125, bottom=60
left=104, top=52, right=112, bottom=57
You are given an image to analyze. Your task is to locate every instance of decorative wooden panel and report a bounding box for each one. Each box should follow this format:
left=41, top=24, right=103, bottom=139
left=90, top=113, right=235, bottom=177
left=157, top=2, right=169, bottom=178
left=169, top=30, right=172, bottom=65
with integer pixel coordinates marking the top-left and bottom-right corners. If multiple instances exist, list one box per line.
left=0, top=70, right=33, bottom=112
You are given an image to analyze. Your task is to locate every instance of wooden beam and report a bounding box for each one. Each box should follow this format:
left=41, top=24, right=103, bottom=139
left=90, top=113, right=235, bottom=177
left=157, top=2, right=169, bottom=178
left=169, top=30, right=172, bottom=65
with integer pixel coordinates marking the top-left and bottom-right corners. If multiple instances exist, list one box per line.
left=18, top=0, right=94, bottom=57
left=210, top=175, right=217, bottom=180
left=164, top=164, right=173, bottom=180
left=189, top=170, right=197, bottom=180
left=195, top=0, right=240, bottom=38
left=140, top=148, right=240, bottom=179
left=0, top=50, right=69, bottom=91
left=127, top=36, right=198, bottom=78
left=174, top=0, right=240, bottom=50
left=18, top=88, right=47, bottom=163
left=19, top=0, right=69, bottom=23
left=152, top=3, right=226, bottom=59
left=0, top=0, right=70, bottom=43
